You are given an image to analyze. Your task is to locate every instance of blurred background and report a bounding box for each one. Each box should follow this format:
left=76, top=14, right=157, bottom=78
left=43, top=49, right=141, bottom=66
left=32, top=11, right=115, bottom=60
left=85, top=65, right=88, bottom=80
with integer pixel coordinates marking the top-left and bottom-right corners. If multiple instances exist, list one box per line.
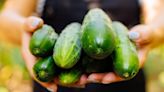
left=0, top=0, right=32, bottom=92
left=1, top=0, right=164, bottom=92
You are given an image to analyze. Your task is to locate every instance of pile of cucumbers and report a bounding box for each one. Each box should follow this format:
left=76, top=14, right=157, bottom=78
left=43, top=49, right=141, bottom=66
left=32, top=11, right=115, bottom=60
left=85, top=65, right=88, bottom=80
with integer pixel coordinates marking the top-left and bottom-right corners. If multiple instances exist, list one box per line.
left=30, top=8, right=139, bottom=85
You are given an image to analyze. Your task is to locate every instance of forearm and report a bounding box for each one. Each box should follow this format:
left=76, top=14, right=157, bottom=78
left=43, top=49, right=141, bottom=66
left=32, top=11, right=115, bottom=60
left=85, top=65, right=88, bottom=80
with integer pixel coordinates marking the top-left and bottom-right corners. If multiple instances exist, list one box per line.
left=0, top=10, right=25, bottom=44
left=148, top=12, right=164, bottom=46
left=0, top=0, right=37, bottom=44
left=142, top=0, right=164, bottom=46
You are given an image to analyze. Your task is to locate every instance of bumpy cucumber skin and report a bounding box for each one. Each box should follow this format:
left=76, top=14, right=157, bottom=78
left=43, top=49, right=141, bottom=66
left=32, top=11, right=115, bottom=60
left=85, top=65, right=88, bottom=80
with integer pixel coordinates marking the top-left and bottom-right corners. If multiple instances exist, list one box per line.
left=112, top=21, right=139, bottom=79
left=82, top=55, right=113, bottom=74
left=81, top=8, right=116, bottom=59
left=58, top=68, right=82, bottom=85
left=33, top=56, right=56, bottom=82
left=53, top=23, right=82, bottom=69
left=30, top=24, right=58, bottom=57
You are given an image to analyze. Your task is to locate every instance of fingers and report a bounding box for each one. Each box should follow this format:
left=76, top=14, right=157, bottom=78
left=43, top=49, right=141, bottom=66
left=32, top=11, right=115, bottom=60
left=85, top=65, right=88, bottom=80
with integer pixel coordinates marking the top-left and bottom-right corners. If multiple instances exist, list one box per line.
left=129, top=25, right=151, bottom=68
left=101, top=72, right=123, bottom=84
left=129, top=25, right=153, bottom=47
left=87, top=73, right=123, bottom=84
left=41, top=82, right=58, bottom=92
left=24, top=16, right=44, bottom=32
left=21, top=32, right=36, bottom=77
left=87, top=73, right=106, bottom=83
left=22, top=16, right=58, bottom=91
left=21, top=16, right=44, bottom=77
left=71, top=74, right=87, bottom=88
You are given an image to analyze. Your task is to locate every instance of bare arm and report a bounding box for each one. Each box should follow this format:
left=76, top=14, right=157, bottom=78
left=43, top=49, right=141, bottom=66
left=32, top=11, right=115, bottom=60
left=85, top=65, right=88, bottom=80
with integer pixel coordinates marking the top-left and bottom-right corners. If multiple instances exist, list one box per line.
left=0, top=0, right=58, bottom=91
left=0, top=0, right=37, bottom=44
left=141, top=0, right=164, bottom=44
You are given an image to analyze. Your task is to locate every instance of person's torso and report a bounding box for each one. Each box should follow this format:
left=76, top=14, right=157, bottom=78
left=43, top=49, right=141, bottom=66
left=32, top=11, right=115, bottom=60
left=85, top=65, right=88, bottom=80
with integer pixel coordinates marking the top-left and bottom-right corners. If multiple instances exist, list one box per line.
left=41, top=0, right=140, bottom=33
left=34, top=1, right=145, bottom=92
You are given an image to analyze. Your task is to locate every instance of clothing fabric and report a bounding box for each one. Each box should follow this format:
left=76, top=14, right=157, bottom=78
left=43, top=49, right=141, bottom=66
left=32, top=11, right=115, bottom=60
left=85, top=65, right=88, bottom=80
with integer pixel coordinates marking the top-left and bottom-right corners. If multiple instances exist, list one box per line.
left=34, top=0, right=145, bottom=92
left=41, top=0, right=140, bottom=33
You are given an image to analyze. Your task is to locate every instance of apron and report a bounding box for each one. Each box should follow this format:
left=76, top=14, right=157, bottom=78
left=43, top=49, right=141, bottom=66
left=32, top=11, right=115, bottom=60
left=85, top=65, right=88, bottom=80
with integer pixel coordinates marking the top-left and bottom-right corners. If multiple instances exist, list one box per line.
left=34, top=0, right=145, bottom=92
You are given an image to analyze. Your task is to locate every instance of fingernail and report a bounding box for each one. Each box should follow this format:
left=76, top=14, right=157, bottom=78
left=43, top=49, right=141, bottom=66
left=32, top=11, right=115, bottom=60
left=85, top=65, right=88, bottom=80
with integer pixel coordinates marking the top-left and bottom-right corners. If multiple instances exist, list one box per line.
left=129, top=31, right=140, bottom=40
left=31, top=19, right=41, bottom=28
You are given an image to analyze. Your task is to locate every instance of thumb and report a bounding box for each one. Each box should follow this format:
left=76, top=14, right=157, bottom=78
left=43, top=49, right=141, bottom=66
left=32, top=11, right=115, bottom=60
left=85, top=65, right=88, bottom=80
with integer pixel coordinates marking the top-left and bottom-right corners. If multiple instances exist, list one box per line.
left=24, top=16, right=44, bottom=32
left=129, top=25, right=153, bottom=46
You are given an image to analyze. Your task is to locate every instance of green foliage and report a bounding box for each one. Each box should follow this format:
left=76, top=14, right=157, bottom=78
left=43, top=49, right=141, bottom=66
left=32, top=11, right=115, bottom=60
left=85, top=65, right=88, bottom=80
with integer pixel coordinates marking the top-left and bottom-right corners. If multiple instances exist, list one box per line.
left=0, top=43, right=28, bottom=79
left=144, top=45, right=164, bottom=78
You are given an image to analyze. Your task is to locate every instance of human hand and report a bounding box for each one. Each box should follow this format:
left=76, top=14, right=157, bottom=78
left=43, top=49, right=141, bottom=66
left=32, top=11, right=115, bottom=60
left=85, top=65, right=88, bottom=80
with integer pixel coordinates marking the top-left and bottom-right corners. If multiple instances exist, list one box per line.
left=21, top=16, right=58, bottom=92
left=21, top=16, right=88, bottom=92
left=87, top=24, right=157, bottom=84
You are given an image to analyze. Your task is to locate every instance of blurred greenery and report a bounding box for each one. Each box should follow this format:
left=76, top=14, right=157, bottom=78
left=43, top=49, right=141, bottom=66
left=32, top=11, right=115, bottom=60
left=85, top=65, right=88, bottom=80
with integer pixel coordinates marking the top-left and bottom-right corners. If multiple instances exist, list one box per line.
left=144, top=45, right=164, bottom=78
left=0, top=86, right=9, bottom=92
left=0, top=42, right=32, bottom=92
left=0, top=0, right=5, bottom=10
left=0, top=43, right=29, bottom=78
left=144, top=45, right=164, bottom=92
left=0, top=1, right=32, bottom=92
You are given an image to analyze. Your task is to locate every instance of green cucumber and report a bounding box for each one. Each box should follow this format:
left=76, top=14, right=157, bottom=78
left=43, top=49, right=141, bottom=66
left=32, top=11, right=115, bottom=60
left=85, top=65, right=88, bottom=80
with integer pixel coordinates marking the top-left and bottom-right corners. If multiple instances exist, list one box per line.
left=112, top=21, right=139, bottom=79
left=33, top=56, right=57, bottom=82
left=59, top=69, right=82, bottom=85
left=53, top=23, right=82, bottom=69
left=58, top=66, right=82, bottom=85
left=81, top=8, right=116, bottom=59
left=30, top=24, right=58, bottom=57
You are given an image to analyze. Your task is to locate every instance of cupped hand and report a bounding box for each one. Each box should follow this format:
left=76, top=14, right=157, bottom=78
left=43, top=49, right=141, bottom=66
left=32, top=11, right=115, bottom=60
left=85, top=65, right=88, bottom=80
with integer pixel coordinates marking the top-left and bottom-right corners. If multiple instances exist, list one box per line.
left=21, top=16, right=88, bottom=92
left=22, top=17, right=158, bottom=88
left=87, top=24, right=156, bottom=84
left=21, top=16, right=58, bottom=92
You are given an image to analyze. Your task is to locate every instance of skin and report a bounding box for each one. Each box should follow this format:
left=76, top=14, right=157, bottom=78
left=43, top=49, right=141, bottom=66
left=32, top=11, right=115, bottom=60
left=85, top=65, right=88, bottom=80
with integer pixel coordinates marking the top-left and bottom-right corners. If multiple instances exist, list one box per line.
left=1, top=0, right=164, bottom=91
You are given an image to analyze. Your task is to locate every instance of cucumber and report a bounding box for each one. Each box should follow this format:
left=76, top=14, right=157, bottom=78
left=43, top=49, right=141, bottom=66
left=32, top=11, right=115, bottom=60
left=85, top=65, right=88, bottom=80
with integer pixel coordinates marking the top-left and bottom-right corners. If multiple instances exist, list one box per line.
left=112, top=21, right=139, bottom=79
left=81, top=8, right=116, bottom=59
left=53, top=23, right=82, bottom=69
left=33, top=56, right=57, bottom=82
left=82, top=55, right=113, bottom=74
left=30, top=24, right=58, bottom=57
left=58, top=66, right=82, bottom=85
